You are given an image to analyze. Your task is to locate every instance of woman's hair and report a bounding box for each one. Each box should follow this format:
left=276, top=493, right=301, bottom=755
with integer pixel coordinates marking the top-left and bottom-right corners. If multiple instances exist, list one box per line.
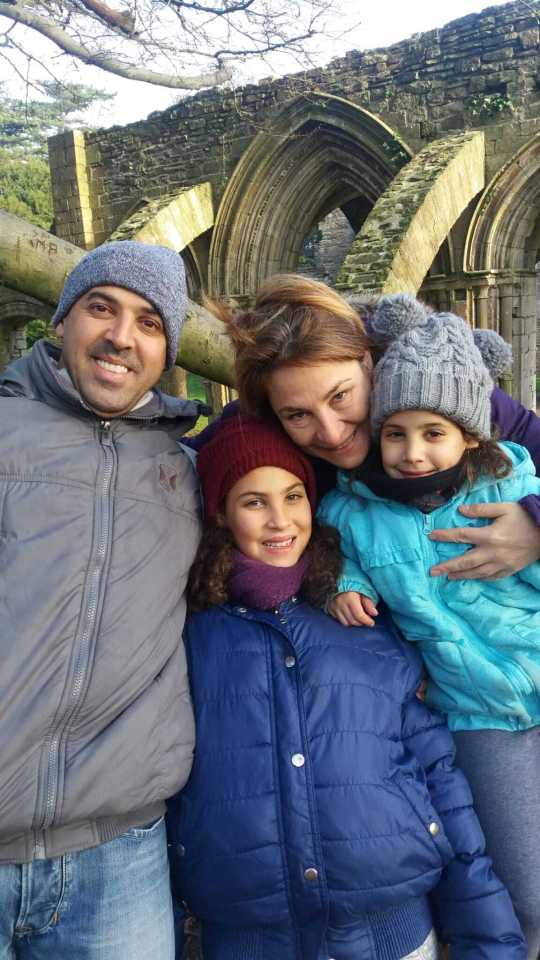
left=459, top=435, right=513, bottom=487
left=204, top=274, right=371, bottom=419
left=187, top=520, right=342, bottom=613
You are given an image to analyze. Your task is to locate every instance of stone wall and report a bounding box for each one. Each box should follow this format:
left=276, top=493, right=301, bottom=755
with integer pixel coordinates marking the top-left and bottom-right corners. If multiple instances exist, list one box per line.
left=0, top=322, right=26, bottom=370
left=297, top=210, right=356, bottom=283
left=49, top=0, right=540, bottom=249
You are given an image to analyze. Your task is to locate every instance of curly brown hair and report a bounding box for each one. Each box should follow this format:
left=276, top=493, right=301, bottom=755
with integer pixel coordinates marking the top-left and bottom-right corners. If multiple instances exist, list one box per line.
left=187, top=520, right=342, bottom=613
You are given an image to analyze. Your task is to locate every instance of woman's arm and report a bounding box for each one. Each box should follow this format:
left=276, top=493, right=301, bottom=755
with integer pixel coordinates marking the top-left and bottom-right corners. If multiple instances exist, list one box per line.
left=491, top=386, right=540, bottom=472
left=429, top=389, right=540, bottom=580
left=430, top=500, right=540, bottom=580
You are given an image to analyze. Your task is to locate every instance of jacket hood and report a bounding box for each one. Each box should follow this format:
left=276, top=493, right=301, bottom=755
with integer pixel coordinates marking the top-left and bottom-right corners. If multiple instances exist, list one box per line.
left=338, top=440, right=533, bottom=503
left=0, top=339, right=206, bottom=430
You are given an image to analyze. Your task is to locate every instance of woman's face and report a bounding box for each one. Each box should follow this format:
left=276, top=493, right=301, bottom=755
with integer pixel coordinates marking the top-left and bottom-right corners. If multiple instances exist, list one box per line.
left=266, top=359, right=372, bottom=469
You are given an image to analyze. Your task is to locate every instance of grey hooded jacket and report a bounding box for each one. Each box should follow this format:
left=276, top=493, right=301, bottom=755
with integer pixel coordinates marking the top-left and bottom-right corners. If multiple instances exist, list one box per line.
left=0, top=340, right=202, bottom=863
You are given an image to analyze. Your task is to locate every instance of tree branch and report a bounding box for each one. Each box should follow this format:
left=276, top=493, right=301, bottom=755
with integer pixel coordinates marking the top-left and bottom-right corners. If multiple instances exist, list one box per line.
left=215, top=30, right=315, bottom=58
left=0, top=2, right=233, bottom=87
left=75, top=0, right=137, bottom=36
left=168, top=0, right=256, bottom=14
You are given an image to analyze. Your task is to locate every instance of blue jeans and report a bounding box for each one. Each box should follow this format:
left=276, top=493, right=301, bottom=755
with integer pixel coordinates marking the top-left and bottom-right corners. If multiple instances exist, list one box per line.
left=454, top=727, right=540, bottom=960
left=0, top=818, right=174, bottom=960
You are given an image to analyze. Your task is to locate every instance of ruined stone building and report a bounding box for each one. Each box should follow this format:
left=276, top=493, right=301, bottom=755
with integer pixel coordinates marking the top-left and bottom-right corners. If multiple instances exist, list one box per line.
left=1, top=0, right=540, bottom=407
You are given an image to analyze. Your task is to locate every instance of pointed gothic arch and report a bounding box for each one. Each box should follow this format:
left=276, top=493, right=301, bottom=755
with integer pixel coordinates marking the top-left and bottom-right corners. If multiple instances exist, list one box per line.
left=209, top=93, right=411, bottom=299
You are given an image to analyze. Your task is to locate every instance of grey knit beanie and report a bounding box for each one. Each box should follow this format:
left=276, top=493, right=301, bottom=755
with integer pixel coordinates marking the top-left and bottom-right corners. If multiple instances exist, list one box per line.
left=370, top=293, right=512, bottom=439
left=52, top=241, right=188, bottom=370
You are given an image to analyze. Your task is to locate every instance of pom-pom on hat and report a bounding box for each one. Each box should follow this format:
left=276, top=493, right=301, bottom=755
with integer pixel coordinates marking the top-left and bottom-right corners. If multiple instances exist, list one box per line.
left=196, top=415, right=317, bottom=520
left=51, top=240, right=188, bottom=370
left=370, top=293, right=512, bottom=440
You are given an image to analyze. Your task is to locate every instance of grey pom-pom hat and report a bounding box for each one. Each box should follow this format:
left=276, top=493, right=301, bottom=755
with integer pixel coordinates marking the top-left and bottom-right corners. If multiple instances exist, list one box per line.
left=52, top=241, right=188, bottom=370
left=370, top=293, right=512, bottom=440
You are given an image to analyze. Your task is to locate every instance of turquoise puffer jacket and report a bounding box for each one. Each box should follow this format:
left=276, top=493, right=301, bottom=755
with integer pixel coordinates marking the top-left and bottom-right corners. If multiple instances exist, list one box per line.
left=318, top=442, right=540, bottom=732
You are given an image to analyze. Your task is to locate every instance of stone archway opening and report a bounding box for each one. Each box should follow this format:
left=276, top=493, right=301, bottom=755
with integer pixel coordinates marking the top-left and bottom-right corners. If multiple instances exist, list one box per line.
left=465, top=133, right=540, bottom=407
left=209, top=93, right=411, bottom=300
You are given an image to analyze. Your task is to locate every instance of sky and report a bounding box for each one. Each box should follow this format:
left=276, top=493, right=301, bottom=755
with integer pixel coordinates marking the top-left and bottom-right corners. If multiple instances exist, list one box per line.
left=0, top=0, right=513, bottom=128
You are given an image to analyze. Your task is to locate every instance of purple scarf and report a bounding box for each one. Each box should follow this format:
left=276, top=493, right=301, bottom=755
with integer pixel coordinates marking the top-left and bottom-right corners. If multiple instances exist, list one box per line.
left=228, top=549, right=310, bottom=610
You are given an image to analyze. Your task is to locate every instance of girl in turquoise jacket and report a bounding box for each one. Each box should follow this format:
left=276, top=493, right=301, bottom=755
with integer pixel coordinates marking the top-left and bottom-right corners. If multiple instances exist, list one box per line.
left=318, top=294, right=540, bottom=958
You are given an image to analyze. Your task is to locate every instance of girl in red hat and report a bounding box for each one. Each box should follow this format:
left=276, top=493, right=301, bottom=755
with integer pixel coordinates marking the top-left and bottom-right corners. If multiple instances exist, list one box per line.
left=167, top=414, right=525, bottom=960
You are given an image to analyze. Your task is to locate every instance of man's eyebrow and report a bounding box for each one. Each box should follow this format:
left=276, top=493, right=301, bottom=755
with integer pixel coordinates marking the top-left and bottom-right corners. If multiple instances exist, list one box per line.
left=85, top=290, right=120, bottom=305
left=277, top=378, right=354, bottom=414
left=85, top=290, right=161, bottom=318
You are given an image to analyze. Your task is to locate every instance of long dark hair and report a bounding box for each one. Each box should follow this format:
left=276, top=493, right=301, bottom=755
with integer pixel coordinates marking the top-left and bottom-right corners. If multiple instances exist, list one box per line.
left=459, top=435, right=512, bottom=487
left=188, top=520, right=342, bottom=613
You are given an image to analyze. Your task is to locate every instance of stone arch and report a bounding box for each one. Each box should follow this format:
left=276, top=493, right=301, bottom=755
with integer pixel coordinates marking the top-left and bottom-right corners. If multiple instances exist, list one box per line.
left=109, top=183, right=214, bottom=252
left=465, top=132, right=540, bottom=407
left=109, top=184, right=214, bottom=293
left=466, top=133, right=540, bottom=272
left=209, top=94, right=412, bottom=298
left=0, top=286, right=52, bottom=371
left=336, top=131, right=485, bottom=295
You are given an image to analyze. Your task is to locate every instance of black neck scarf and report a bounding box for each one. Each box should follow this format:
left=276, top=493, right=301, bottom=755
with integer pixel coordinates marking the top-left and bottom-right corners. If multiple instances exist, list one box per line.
left=352, top=450, right=464, bottom=508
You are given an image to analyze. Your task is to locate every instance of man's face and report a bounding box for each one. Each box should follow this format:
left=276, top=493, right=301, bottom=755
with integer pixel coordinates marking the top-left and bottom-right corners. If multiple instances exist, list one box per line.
left=57, top=286, right=167, bottom=417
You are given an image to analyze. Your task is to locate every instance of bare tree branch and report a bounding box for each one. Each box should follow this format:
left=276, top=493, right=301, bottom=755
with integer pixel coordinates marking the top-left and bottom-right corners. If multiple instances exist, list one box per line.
left=215, top=31, right=315, bottom=58
left=75, top=0, right=137, bottom=36
left=0, top=0, right=351, bottom=92
left=0, top=1, right=233, bottom=87
left=168, top=0, right=256, bottom=14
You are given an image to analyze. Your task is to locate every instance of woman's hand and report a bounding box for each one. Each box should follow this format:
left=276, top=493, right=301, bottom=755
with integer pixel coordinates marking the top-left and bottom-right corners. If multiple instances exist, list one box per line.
left=429, top=502, right=540, bottom=580
left=328, top=592, right=379, bottom=627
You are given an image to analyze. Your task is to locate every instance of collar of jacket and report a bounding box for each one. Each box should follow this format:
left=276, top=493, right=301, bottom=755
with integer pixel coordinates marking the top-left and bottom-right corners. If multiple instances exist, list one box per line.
left=223, top=595, right=305, bottom=626
left=2, top=339, right=207, bottom=430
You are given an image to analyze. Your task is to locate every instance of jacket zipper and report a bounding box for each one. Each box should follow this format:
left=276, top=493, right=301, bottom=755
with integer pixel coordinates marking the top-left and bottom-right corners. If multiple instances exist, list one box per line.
left=37, top=421, right=116, bottom=839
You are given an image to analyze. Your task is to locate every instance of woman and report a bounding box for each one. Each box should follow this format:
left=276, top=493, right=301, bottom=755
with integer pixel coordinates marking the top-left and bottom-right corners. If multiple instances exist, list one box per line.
left=190, top=274, right=540, bottom=580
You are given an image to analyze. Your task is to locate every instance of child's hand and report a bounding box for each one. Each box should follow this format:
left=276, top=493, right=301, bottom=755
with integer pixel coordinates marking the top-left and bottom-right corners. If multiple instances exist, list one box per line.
left=328, top=592, right=379, bottom=627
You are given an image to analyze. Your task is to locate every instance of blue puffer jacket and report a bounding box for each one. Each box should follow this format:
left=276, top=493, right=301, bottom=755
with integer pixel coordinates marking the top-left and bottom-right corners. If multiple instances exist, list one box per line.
left=318, top=442, right=540, bottom=733
left=168, top=601, right=525, bottom=960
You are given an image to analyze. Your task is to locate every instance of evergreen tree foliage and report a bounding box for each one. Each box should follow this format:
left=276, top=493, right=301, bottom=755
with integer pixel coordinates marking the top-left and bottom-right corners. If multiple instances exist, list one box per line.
left=0, top=148, right=53, bottom=227
left=0, top=81, right=113, bottom=229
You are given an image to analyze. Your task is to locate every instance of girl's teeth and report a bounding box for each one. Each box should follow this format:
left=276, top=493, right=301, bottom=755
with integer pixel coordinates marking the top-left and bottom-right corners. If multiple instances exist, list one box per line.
left=97, top=359, right=129, bottom=374
left=264, top=538, right=293, bottom=549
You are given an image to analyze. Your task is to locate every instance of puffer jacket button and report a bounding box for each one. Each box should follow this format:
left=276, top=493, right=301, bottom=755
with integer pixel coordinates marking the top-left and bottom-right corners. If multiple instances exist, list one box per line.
left=285, top=655, right=296, bottom=668
left=304, top=867, right=318, bottom=881
left=176, top=843, right=186, bottom=857
left=237, top=607, right=247, bottom=614
left=428, top=821, right=440, bottom=837
left=291, top=753, right=305, bottom=767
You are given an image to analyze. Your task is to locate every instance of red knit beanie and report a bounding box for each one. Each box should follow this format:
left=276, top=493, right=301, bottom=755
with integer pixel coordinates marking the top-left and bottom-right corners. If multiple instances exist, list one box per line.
left=196, top=415, right=317, bottom=519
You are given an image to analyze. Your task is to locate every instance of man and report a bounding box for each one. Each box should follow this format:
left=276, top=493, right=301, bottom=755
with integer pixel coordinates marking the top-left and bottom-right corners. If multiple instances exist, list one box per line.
left=0, top=241, right=203, bottom=959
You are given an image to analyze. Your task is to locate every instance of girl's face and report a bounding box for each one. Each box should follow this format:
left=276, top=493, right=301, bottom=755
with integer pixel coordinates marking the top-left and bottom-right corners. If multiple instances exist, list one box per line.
left=266, top=359, right=372, bottom=469
left=380, top=410, right=479, bottom=479
left=224, top=467, right=312, bottom=567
